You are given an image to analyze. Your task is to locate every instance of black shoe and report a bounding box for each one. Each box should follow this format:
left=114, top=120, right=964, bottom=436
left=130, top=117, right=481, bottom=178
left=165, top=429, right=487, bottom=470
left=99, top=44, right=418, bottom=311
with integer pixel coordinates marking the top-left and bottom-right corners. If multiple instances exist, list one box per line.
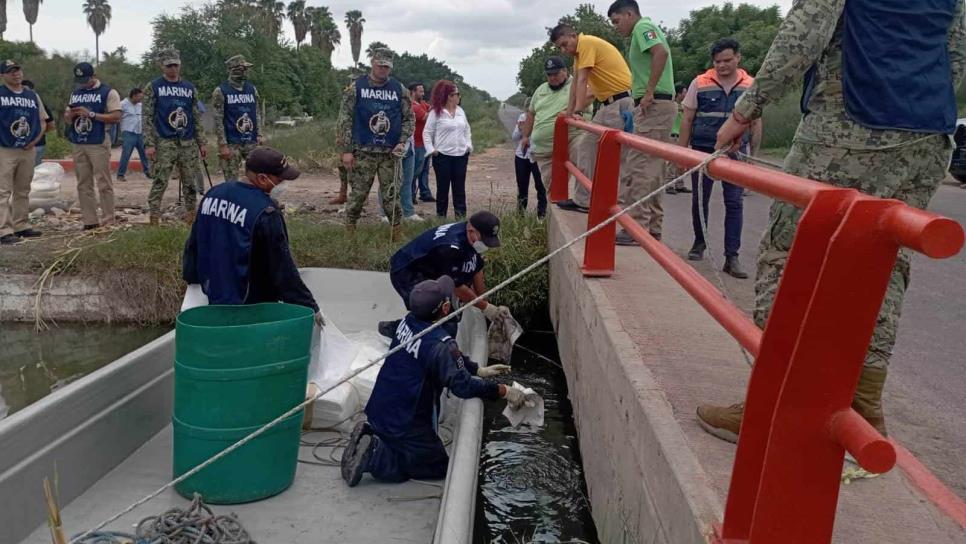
left=420, top=196, right=436, bottom=203
left=83, top=224, right=99, bottom=231
left=723, top=256, right=749, bottom=279
left=688, top=242, right=706, bottom=261
left=378, top=319, right=400, bottom=338
left=676, top=185, right=692, bottom=193
left=650, top=232, right=662, bottom=242
left=14, top=228, right=42, bottom=238
left=342, top=421, right=374, bottom=487
left=615, top=230, right=638, bottom=246
left=665, top=186, right=677, bottom=195
left=556, top=199, right=589, bottom=213
left=0, top=234, right=19, bottom=245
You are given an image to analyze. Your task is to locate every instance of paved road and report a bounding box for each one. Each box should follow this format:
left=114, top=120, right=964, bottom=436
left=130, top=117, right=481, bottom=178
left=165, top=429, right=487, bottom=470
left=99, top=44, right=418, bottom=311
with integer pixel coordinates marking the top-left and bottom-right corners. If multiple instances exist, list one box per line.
left=659, top=179, right=966, bottom=498
left=498, top=104, right=523, bottom=136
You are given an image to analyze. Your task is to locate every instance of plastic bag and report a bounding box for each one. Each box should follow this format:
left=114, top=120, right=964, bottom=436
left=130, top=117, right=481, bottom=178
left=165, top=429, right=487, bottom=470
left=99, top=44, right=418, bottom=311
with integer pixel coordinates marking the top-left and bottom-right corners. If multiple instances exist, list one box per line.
left=502, top=381, right=544, bottom=428
left=180, top=284, right=209, bottom=312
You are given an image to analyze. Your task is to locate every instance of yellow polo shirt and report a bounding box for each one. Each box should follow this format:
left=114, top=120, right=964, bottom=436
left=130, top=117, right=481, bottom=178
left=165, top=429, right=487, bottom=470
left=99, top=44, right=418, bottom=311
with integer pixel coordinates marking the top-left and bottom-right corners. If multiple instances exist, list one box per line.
left=574, top=33, right=632, bottom=101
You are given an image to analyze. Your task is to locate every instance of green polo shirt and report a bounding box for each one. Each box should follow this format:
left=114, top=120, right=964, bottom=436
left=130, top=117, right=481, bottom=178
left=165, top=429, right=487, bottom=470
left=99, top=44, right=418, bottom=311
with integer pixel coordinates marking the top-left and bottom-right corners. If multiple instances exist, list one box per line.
left=528, top=78, right=590, bottom=155
left=628, top=17, right=675, bottom=98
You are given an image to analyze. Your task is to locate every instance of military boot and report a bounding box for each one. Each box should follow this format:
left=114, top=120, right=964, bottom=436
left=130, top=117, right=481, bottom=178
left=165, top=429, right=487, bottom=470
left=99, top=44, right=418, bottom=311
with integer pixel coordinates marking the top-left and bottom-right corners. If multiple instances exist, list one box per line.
left=696, top=402, right=744, bottom=443
left=329, top=185, right=348, bottom=205
left=149, top=214, right=160, bottom=227
left=184, top=209, right=197, bottom=226
left=852, top=367, right=888, bottom=436
left=391, top=224, right=404, bottom=243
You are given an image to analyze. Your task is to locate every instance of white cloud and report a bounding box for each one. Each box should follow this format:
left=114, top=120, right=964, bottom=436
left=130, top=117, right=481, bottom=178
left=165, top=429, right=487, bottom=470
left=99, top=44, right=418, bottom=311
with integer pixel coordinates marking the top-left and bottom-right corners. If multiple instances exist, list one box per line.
left=2, top=0, right=792, bottom=98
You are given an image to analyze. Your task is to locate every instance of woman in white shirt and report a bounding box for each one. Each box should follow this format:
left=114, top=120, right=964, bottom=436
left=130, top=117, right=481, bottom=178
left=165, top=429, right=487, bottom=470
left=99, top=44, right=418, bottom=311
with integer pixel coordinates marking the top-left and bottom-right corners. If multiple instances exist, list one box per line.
left=423, top=80, right=472, bottom=218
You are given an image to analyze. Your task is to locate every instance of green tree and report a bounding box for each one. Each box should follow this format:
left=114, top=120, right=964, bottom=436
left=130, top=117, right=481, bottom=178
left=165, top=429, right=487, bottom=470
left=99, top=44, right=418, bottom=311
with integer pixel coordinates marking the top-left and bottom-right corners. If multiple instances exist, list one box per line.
left=256, top=0, right=285, bottom=40
left=308, top=6, right=340, bottom=61
left=287, top=0, right=309, bottom=50
left=515, top=3, right=625, bottom=96
left=23, top=0, right=42, bottom=43
left=667, top=3, right=782, bottom=87
left=365, top=40, right=392, bottom=60
left=344, top=9, right=365, bottom=66
left=82, top=0, right=112, bottom=66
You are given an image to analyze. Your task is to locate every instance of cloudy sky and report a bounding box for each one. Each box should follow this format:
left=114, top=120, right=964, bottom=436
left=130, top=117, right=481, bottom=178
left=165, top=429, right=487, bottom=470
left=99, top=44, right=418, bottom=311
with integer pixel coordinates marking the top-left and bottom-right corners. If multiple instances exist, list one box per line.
left=3, top=0, right=791, bottom=98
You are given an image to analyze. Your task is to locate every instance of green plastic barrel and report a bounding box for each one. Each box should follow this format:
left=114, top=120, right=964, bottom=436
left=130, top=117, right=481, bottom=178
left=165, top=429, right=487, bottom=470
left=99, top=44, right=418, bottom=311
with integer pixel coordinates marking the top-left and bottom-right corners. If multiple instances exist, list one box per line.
left=173, top=303, right=314, bottom=504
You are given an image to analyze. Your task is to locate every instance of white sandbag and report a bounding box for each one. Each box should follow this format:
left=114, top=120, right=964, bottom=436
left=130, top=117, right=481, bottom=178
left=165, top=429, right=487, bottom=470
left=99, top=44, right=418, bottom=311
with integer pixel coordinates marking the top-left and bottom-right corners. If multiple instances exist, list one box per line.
left=180, top=284, right=209, bottom=312
left=306, top=381, right=360, bottom=432
left=30, top=163, right=64, bottom=201
left=307, top=313, right=359, bottom=390
left=34, top=162, right=65, bottom=177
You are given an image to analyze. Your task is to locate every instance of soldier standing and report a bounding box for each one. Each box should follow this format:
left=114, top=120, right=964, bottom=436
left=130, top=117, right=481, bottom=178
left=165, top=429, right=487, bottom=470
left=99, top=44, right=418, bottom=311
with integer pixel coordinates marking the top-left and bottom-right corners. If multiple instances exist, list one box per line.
left=212, top=55, right=262, bottom=182
left=697, top=0, right=966, bottom=442
left=336, top=48, right=413, bottom=239
left=143, top=49, right=207, bottom=226
left=64, top=62, right=122, bottom=230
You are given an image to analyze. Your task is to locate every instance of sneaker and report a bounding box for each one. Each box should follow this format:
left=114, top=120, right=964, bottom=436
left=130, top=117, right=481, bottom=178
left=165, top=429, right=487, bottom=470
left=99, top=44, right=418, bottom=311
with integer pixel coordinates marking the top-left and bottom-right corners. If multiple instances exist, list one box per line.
left=14, top=228, right=42, bottom=238
left=696, top=402, right=744, bottom=443
left=380, top=216, right=389, bottom=224
left=556, top=199, right=589, bottom=213
left=675, top=185, right=692, bottom=193
left=665, top=186, right=677, bottom=195
left=116, top=175, right=126, bottom=182
left=342, top=421, right=374, bottom=487
left=615, top=230, right=638, bottom=246
left=0, top=234, right=19, bottom=245
left=723, top=256, right=749, bottom=279
left=83, top=224, right=99, bottom=231
left=688, top=241, right=706, bottom=261
left=405, top=213, right=424, bottom=222
left=378, top=319, right=400, bottom=338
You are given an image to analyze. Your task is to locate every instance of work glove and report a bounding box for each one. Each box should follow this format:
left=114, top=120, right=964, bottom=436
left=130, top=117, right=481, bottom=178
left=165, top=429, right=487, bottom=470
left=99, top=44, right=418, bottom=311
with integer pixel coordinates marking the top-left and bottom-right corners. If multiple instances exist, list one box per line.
left=502, top=386, right=527, bottom=410
left=314, top=311, right=326, bottom=329
left=477, top=364, right=511, bottom=378
left=482, top=303, right=506, bottom=321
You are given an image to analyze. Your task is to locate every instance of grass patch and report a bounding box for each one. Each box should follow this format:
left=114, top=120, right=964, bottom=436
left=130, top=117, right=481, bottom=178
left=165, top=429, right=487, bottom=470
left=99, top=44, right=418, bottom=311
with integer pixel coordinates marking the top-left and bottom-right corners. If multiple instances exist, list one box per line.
left=262, top=120, right=340, bottom=174
left=64, top=212, right=549, bottom=325
left=473, top=115, right=509, bottom=152
left=761, top=91, right=801, bottom=150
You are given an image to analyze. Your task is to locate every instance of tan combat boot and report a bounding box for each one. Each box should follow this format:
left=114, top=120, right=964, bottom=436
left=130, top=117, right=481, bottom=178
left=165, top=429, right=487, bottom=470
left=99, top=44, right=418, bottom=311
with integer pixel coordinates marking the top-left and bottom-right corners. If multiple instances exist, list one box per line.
left=696, top=402, right=744, bottom=443
left=852, top=367, right=888, bottom=436
left=346, top=223, right=356, bottom=236
left=390, top=224, right=403, bottom=243
left=185, top=209, right=197, bottom=226
left=329, top=183, right=348, bottom=205
left=149, top=214, right=160, bottom=227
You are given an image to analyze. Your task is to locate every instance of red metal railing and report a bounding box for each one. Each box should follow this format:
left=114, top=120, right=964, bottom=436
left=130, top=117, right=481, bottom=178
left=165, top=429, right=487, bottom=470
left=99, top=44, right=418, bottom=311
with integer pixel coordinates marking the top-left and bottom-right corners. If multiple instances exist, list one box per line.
left=550, top=117, right=964, bottom=543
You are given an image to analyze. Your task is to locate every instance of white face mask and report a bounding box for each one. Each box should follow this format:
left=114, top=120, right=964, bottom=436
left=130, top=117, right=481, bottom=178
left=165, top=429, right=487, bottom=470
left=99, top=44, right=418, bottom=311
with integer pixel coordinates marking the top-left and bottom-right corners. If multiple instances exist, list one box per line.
left=270, top=180, right=289, bottom=199
left=472, top=240, right=489, bottom=254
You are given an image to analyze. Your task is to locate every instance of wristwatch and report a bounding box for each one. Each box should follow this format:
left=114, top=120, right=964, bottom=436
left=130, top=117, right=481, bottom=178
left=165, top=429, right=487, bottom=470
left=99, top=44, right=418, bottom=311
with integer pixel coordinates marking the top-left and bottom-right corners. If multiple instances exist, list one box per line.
left=88, top=110, right=96, bottom=120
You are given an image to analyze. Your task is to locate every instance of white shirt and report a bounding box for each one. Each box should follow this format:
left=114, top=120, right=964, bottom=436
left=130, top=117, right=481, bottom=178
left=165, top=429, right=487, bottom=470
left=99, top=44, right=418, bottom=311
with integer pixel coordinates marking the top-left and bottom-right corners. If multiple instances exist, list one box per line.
left=423, top=106, right=473, bottom=157
left=120, top=98, right=142, bottom=134
left=511, top=112, right=532, bottom=160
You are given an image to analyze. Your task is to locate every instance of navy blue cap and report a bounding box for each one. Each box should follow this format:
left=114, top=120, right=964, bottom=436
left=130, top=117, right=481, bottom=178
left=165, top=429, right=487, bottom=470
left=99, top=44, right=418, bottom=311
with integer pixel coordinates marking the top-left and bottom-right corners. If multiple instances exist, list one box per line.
left=73, top=62, right=94, bottom=84
left=544, top=56, right=566, bottom=74
left=410, top=275, right=455, bottom=320
left=469, top=211, right=501, bottom=248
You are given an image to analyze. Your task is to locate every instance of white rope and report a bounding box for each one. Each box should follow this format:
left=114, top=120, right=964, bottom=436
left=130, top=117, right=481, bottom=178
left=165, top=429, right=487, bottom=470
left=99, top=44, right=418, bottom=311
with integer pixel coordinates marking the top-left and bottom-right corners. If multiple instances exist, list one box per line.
left=70, top=148, right=727, bottom=543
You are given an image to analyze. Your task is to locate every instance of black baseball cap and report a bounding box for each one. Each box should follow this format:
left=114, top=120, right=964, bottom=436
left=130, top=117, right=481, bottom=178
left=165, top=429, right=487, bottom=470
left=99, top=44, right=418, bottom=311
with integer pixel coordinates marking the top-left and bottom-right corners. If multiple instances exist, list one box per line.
left=73, top=62, right=94, bottom=84
left=410, top=275, right=455, bottom=320
left=469, top=211, right=501, bottom=248
left=544, top=56, right=566, bottom=74
left=1, top=60, right=21, bottom=74
left=245, top=147, right=301, bottom=180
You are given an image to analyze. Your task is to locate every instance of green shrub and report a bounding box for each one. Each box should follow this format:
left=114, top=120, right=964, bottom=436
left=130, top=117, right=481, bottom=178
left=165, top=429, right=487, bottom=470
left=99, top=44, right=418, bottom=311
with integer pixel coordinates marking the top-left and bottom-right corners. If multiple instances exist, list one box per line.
left=43, top=133, right=72, bottom=160
left=761, top=91, right=802, bottom=150
left=262, top=120, right=339, bottom=173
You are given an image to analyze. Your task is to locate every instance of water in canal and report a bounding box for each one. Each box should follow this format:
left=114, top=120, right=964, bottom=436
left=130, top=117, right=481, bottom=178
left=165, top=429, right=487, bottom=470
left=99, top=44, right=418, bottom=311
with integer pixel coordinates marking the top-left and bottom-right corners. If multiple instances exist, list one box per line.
left=474, top=319, right=599, bottom=544
left=0, top=322, right=169, bottom=420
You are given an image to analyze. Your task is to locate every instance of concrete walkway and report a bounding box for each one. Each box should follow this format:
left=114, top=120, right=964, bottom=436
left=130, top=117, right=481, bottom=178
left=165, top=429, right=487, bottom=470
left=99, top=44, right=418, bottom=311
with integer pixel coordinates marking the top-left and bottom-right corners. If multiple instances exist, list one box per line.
left=548, top=209, right=965, bottom=544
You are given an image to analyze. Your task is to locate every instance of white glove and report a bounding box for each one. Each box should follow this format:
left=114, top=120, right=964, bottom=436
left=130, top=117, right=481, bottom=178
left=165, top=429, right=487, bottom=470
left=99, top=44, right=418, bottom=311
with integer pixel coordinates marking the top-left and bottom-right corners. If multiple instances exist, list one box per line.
left=314, top=311, right=325, bottom=329
left=502, top=386, right=527, bottom=410
left=477, top=364, right=511, bottom=378
left=482, top=303, right=504, bottom=321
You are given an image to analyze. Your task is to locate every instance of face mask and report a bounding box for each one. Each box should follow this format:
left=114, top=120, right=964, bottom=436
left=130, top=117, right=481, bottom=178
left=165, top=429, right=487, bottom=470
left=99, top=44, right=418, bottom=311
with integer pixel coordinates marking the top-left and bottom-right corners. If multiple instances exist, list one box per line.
left=229, top=69, right=247, bottom=83
left=548, top=76, right=568, bottom=91
left=269, top=180, right=289, bottom=199
left=473, top=240, right=489, bottom=254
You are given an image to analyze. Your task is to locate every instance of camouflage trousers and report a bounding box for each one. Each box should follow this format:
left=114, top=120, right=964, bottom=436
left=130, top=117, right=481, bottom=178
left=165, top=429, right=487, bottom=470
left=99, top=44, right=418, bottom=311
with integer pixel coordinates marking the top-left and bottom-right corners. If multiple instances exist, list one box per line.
left=147, top=139, right=203, bottom=215
left=345, top=150, right=403, bottom=227
left=221, top=142, right=257, bottom=182
left=755, top=135, right=952, bottom=370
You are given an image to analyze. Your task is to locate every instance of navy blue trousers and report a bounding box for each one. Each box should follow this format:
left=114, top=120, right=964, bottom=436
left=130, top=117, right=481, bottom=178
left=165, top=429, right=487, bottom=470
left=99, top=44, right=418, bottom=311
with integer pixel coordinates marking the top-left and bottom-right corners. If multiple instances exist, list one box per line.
left=691, top=147, right=743, bottom=257
left=365, top=426, right=449, bottom=483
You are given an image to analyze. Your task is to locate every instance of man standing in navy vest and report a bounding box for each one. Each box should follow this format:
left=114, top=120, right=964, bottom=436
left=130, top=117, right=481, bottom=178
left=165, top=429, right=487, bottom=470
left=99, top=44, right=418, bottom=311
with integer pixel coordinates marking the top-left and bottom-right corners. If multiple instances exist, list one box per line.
left=182, top=146, right=319, bottom=317
left=0, top=60, right=49, bottom=245
left=336, top=48, right=413, bottom=240
left=678, top=38, right=761, bottom=278
left=698, top=0, right=965, bottom=443
left=64, top=62, right=122, bottom=230
left=144, top=49, right=207, bottom=226
left=212, top=54, right=262, bottom=182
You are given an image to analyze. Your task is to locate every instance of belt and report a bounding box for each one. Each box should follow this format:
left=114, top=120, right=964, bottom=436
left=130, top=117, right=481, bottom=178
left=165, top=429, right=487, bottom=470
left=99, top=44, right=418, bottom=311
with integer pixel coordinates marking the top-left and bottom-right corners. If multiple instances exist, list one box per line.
left=602, top=91, right=631, bottom=105
left=634, top=93, right=673, bottom=106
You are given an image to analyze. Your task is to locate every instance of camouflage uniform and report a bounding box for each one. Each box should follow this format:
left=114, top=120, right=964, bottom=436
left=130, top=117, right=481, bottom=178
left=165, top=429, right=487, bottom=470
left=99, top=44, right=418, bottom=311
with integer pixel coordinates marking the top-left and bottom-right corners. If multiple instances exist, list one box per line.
left=734, top=0, right=966, bottom=371
left=144, top=50, right=206, bottom=216
left=212, top=55, right=261, bottom=181
left=335, top=49, right=414, bottom=227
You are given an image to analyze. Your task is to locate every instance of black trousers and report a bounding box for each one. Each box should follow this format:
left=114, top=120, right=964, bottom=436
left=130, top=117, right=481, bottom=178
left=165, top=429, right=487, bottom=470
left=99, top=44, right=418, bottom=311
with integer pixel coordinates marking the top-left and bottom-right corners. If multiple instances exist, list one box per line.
left=514, top=155, right=546, bottom=217
left=433, top=152, right=469, bottom=218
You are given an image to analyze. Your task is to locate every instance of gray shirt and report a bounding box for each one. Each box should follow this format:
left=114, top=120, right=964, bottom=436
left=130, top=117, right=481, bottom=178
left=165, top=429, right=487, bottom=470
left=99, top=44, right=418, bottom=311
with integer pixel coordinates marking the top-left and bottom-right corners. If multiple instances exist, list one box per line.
left=120, top=98, right=142, bottom=134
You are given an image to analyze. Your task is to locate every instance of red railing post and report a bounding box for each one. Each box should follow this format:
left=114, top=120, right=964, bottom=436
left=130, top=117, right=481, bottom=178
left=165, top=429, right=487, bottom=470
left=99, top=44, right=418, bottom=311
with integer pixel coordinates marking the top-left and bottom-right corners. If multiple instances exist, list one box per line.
left=550, top=117, right=572, bottom=203
left=581, top=130, right=622, bottom=277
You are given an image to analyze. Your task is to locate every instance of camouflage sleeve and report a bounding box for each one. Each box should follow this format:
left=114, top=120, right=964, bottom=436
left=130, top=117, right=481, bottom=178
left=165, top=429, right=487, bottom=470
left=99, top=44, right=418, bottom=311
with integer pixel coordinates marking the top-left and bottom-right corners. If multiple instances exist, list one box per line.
left=335, top=80, right=357, bottom=153
left=733, top=0, right=846, bottom=120
left=211, top=86, right=226, bottom=146
left=399, top=86, right=414, bottom=145
left=142, top=84, right=157, bottom=148
left=193, top=90, right=207, bottom=147
left=948, top=0, right=966, bottom=87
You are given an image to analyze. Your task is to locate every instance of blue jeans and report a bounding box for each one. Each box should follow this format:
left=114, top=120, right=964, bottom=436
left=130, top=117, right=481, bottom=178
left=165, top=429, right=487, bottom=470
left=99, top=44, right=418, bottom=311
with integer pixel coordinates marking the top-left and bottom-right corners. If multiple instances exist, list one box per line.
left=412, top=146, right=433, bottom=200
left=691, top=167, right=743, bottom=257
left=118, top=131, right=150, bottom=177
left=377, top=148, right=415, bottom=218
left=34, top=145, right=45, bottom=166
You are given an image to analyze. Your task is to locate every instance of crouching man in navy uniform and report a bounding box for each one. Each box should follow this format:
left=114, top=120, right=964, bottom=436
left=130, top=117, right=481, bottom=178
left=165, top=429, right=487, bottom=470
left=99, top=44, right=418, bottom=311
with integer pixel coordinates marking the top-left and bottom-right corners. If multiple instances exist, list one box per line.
left=378, top=210, right=508, bottom=337
left=341, top=275, right=528, bottom=486
left=182, top=146, right=320, bottom=320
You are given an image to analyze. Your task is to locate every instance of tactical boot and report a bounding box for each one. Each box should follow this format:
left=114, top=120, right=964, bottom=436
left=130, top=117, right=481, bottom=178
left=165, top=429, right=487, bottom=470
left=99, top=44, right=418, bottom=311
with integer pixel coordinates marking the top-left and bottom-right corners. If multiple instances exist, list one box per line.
left=696, top=402, right=744, bottom=443
left=184, top=210, right=197, bottom=226
left=378, top=320, right=401, bottom=338
left=391, top=224, right=404, bottom=243
left=723, top=256, right=749, bottom=279
left=688, top=241, right=706, bottom=261
left=852, top=367, right=888, bottom=436
left=329, top=186, right=348, bottom=205
left=346, top=223, right=356, bottom=236
left=341, top=420, right=374, bottom=487
left=149, top=214, right=160, bottom=227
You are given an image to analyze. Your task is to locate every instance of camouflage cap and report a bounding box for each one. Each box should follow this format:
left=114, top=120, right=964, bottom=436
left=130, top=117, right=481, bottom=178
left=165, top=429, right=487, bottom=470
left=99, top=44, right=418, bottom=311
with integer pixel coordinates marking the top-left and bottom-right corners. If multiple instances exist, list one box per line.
left=372, top=48, right=394, bottom=68
left=159, top=49, right=181, bottom=66
left=225, top=54, right=254, bottom=70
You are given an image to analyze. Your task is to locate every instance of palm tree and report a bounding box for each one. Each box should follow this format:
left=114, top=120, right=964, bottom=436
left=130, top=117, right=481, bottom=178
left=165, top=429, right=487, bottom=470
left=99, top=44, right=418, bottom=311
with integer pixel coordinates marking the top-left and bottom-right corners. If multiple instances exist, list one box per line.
left=309, top=6, right=340, bottom=61
left=22, top=0, right=42, bottom=43
left=287, top=0, right=309, bottom=51
left=344, top=9, right=365, bottom=66
left=365, top=41, right=393, bottom=60
left=82, top=0, right=112, bottom=66
left=258, top=0, right=284, bottom=39
left=0, top=1, right=7, bottom=41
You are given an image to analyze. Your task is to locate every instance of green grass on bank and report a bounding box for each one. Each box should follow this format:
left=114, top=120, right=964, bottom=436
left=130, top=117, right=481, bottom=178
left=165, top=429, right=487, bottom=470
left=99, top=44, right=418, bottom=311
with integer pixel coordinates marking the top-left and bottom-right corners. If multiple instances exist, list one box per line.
left=67, top=212, right=548, bottom=325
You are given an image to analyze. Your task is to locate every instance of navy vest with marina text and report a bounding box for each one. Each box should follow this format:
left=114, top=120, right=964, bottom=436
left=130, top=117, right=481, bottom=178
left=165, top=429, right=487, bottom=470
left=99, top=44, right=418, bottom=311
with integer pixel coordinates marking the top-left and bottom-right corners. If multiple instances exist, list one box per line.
left=220, top=81, right=259, bottom=145
left=807, top=0, right=958, bottom=133
left=390, top=222, right=481, bottom=287
left=151, top=77, right=197, bottom=140
left=351, top=76, right=403, bottom=148
left=195, top=181, right=274, bottom=305
left=0, top=85, right=42, bottom=149
left=67, top=83, right=112, bottom=145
